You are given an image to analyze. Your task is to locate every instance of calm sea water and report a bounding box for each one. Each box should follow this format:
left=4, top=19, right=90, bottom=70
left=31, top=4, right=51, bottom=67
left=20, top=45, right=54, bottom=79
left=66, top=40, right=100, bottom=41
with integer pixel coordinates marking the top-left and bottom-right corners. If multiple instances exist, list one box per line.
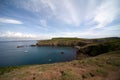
left=0, top=41, right=77, bottom=67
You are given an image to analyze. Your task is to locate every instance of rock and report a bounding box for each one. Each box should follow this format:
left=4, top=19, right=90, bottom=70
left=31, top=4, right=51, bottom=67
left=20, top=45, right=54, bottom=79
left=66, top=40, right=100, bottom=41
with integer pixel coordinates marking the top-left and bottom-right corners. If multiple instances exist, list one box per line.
left=77, top=44, right=110, bottom=56
left=61, top=52, right=64, bottom=54
left=30, top=44, right=36, bottom=47
left=37, top=38, right=89, bottom=47
left=17, top=46, right=24, bottom=48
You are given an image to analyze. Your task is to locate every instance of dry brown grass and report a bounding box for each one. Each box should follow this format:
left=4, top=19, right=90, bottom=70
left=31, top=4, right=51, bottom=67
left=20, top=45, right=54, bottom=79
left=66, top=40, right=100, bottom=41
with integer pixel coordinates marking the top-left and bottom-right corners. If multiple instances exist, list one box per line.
left=0, top=50, right=120, bottom=80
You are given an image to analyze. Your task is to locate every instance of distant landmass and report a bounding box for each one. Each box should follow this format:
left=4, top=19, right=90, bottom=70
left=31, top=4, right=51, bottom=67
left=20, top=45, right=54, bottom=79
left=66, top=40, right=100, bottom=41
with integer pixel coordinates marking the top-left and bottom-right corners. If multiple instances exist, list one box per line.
left=37, top=37, right=120, bottom=56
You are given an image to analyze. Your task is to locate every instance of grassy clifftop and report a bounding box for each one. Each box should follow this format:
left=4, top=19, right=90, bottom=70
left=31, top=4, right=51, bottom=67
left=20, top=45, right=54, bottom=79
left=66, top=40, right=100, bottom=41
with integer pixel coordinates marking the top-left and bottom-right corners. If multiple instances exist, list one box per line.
left=76, top=37, right=120, bottom=58
left=37, top=37, right=91, bottom=46
left=37, top=37, right=120, bottom=57
left=37, top=37, right=120, bottom=46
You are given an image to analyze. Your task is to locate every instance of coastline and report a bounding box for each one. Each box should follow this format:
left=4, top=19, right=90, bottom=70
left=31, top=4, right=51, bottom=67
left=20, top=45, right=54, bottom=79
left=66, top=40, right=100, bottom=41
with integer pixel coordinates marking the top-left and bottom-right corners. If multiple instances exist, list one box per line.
left=0, top=37, right=120, bottom=80
left=0, top=50, right=120, bottom=80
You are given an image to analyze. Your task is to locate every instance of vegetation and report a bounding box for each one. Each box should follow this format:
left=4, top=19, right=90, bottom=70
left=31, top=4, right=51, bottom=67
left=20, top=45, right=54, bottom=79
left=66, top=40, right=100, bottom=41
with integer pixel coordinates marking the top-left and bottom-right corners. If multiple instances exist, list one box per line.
left=76, top=37, right=120, bottom=57
left=51, top=37, right=86, bottom=40
left=37, top=37, right=120, bottom=46
left=37, top=37, right=90, bottom=46
left=0, top=66, right=21, bottom=75
left=0, top=51, right=120, bottom=80
left=0, top=37, right=120, bottom=80
left=37, top=37, right=120, bottom=57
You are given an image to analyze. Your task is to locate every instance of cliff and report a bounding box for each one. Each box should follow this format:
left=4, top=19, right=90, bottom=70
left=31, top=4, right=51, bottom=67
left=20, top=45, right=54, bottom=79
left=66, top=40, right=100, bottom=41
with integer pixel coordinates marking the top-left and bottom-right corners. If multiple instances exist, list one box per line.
left=37, top=37, right=120, bottom=57
left=37, top=38, right=91, bottom=46
left=76, top=37, right=120, bottom=58
left=37, top=37, right=120, bottom=46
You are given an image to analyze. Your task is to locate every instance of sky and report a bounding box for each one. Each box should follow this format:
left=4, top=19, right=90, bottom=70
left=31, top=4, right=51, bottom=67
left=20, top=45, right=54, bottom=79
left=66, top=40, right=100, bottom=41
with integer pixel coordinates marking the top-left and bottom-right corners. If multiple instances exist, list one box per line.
left=0, top=0, right=120, bottom=40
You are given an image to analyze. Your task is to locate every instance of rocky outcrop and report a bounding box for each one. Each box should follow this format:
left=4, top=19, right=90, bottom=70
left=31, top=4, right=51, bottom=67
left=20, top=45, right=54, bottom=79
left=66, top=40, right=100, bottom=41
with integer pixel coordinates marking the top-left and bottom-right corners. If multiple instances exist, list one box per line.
left=77, top=43, right=110, bottom=56
left=76, top=39, right=120, bottom=59
left=30, top=44, right=36, bottom=47
left=37, top=37, right=120, bottom=59
left=37, top=37, right=120, bottom=47
left=17, top=46, right=24, bottom=48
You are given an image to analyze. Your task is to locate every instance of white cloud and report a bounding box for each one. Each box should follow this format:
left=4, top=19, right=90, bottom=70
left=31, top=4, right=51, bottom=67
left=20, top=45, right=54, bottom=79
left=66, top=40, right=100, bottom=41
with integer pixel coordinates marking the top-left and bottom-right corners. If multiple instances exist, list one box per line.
left=0, top=31, right=36, bottom=38
left=8, top=0, right=120, bottom=39
left=93, top=0, right=120, bottom=28
left=0, top=18, right=22, bottom=24
left=14, top=0, right=42, bottom=13
left=12, top=0, right=119, bottom=27
left=0, top=31, right=54, bottom=40
left=12, top=0, right=81, bottom=26
left=42, top=0, right=80, bottom=26
left=11, top=0, right=120, bottom=28
left=56, top=23, right=120, bottom=38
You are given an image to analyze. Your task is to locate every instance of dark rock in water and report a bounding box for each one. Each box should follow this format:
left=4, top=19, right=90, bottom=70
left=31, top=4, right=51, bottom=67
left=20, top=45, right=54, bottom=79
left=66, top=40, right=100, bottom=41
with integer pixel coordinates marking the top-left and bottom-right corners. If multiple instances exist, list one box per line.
left=17, top=46, right=24, bottom=48
left=61, top=52, right=64, bottom=54
left=30, top=44, right=36, bottom=47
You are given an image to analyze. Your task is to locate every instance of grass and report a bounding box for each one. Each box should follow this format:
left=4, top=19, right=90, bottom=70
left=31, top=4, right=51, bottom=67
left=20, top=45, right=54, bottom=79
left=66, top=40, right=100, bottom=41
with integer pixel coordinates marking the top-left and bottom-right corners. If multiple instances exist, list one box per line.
left=61, top=70, right=81, bottom=80
left=82, top=68, right=108, bottom=79
left=52, top=37, right=86, bottom=41
left=0, top=66, right=22, bottom=75
left=0, top=37, right=120, bottom=80
left=0, top=51, right=120, bottom=80
left=90, top=68, right=108, bottom=77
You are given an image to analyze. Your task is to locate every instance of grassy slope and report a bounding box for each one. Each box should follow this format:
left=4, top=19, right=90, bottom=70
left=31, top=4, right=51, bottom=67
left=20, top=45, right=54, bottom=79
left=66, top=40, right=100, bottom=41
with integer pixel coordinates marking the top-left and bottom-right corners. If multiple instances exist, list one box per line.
left=0, top=50, right=120, bottom=80
left=76, top=37, right=120, bottom=57
left=37, top=37, right=120, bottom=46
left=37, top=37, right=89, bottom=46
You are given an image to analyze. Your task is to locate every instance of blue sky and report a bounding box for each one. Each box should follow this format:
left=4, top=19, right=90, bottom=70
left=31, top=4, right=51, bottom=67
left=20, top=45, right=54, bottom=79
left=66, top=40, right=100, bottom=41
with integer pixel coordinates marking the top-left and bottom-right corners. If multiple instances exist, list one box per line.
left=0, top=0, right=120, bottom=40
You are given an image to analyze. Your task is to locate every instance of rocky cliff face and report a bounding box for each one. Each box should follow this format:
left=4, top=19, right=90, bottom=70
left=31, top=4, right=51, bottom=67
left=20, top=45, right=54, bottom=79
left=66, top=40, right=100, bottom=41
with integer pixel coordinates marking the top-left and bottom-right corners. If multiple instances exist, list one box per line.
left=76, top=38, right=120, bottom=59
left=37, top=38, right=91, bottom=47
left=37, top=37, right=120, bottom=58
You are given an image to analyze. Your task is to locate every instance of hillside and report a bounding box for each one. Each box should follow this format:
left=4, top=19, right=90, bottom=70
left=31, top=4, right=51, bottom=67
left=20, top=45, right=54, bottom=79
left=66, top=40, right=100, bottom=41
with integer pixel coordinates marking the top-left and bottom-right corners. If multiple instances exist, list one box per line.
left=37, top=37, right=120, bottom=46
left=0, top=50, right=120, bottom=80
left=37, top=37, right=90, bottom=46
left=37, top=37, right=120, bottom=57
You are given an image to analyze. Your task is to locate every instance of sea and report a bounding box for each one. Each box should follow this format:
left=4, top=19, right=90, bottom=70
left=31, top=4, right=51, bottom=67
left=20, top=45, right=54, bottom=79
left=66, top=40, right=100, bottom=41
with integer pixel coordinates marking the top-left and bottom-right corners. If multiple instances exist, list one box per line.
left=0, top=40, right=77, bottom=67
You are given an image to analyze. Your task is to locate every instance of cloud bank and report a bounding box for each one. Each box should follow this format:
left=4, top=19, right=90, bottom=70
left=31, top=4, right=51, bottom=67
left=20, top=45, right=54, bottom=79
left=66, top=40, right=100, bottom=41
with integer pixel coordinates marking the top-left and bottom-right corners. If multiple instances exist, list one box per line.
left=0, top=31, right=36, bottom=38
left=0, top=18, right=22, bottom=24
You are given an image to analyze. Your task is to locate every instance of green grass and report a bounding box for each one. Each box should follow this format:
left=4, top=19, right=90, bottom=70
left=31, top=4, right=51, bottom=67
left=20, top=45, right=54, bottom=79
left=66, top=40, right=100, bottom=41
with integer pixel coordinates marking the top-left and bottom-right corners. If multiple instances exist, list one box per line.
left=0, top=66, right=21, bottom=75
left=61, top=70, right=81, bottom=80
left=90, top=68, right=108, bottom=77
left=52, top=37, right=86, bottom=41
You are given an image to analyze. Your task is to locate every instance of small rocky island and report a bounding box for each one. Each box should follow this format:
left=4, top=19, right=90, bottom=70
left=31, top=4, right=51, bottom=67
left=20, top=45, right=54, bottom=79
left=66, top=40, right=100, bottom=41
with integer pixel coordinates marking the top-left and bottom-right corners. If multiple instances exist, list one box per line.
left=17, top=45, right=24, bottom=48
left=30, top=44, right=36, bottom=47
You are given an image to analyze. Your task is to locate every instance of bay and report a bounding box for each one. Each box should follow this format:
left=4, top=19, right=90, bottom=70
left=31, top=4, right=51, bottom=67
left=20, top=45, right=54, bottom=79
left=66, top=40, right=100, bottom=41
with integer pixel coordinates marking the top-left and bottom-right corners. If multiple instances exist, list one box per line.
left=0, top=41, right=76, bottom=67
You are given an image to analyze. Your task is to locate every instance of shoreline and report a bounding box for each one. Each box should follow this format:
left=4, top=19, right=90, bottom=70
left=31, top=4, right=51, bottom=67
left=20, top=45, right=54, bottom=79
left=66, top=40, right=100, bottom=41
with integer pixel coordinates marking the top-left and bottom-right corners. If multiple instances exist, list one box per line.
left=0, top=50, right=120, bottom=80
left=0, top=37, right=120, bottom=80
